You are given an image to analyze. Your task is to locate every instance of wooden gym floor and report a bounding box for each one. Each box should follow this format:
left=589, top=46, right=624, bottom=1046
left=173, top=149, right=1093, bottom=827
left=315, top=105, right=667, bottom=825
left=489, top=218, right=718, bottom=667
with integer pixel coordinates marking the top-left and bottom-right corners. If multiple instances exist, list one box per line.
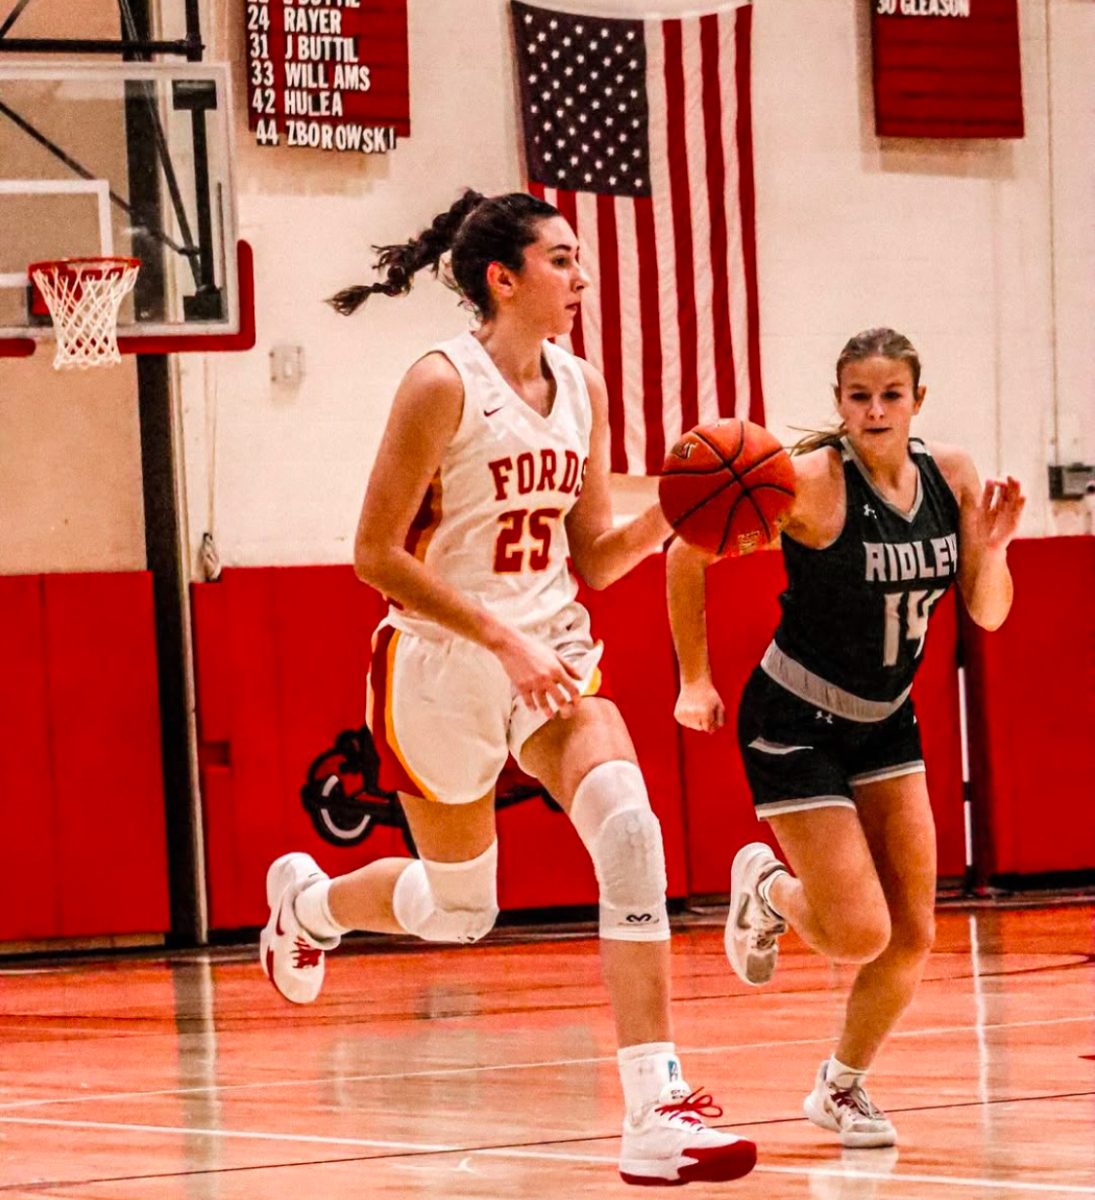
left=1, top=901, right=1092, bottom=1198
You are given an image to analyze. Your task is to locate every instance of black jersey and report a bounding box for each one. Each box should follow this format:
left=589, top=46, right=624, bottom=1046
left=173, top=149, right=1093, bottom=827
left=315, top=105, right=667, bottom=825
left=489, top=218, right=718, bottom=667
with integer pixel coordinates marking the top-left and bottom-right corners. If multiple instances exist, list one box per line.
left=772, top=438, right=960, bottom=705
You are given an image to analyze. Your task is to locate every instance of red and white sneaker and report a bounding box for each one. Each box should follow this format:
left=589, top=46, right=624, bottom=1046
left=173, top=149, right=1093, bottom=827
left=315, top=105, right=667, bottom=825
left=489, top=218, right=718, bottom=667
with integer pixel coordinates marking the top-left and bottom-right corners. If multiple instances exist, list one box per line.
left=619, top=1084, right=757, bottom=1186
left=725, top=842, right=788, bottom=986
left=260, top=853, right=339, bottom=1005
left=803, top=1060, right=897, bottom=1148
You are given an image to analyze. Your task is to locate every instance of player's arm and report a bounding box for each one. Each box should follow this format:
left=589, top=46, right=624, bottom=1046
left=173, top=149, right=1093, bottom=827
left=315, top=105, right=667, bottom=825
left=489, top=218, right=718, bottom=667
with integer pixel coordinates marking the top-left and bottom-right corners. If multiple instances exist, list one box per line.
left=664, top=448, right=838, bottom=733
left=779, top=447, right=846, bottom=548
left=931, top=442, right=1024, bottom=631
left=666, top=538, right=726, bottom=732
left=564, top=361, right=673, bottom=590
left=355, top=354, right=580, bottom=715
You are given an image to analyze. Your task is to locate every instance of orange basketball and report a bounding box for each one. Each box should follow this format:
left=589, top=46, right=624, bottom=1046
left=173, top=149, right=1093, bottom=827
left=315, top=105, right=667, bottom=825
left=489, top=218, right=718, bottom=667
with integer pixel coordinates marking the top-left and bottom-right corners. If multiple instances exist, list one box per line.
left=659, top=419, right=796, bottom=556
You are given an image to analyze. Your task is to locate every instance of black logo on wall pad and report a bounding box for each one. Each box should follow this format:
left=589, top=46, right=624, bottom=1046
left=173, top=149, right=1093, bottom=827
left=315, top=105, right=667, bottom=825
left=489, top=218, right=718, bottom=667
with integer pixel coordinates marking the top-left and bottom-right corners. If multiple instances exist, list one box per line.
left=302, top=724, right=560, bottom=850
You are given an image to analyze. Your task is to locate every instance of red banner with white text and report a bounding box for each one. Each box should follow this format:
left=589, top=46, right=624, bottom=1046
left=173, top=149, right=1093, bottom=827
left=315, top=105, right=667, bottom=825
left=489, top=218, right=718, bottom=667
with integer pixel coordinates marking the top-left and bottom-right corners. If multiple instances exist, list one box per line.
left=871, top=0, right=1023, bottom=138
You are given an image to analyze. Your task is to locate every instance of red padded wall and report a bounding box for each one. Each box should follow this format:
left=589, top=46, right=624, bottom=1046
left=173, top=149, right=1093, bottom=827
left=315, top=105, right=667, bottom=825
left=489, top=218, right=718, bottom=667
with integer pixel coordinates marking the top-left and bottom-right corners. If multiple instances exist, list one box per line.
left=192, top=567, right=401, bottom=930
left=677, top=550, right=788, bottom=895
left=197, top=539, right=1094, bottom=926
left=43, top=574, right=170, bottom=935
left=678, top=551, right=967, bottom=895
left=495, top=793, right=597, bottom=910
left=0, top=572, right=169, bottom=941
left=911, top=590, right=966, bottom=880
left=0, top=576, right=62, bottom=939
left=963, top=538, right=1095, bottom=877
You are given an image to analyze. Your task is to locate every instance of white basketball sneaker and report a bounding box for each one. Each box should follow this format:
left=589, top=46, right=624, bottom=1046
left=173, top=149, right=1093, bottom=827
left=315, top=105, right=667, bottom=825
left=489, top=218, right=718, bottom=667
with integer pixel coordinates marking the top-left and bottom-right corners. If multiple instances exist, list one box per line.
left=619, top=1083, right=757, bottom=1186
left=803, top=1060, right=897, bottom=1148
left=725, top=842, right=788, bottom=986
left=260, top=853, right=339, bottom=1005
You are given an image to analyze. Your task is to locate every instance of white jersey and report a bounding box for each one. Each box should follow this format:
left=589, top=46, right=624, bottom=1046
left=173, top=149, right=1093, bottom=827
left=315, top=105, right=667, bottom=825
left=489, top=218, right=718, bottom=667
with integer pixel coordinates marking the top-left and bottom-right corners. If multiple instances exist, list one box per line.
left=388, top=330, right=593, bottom=636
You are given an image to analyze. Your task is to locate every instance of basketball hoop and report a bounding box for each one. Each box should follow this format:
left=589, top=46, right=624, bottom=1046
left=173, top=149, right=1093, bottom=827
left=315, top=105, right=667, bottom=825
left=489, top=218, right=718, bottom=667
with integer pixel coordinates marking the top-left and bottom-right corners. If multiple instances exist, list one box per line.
left=28, top=257, right=140, bottom=370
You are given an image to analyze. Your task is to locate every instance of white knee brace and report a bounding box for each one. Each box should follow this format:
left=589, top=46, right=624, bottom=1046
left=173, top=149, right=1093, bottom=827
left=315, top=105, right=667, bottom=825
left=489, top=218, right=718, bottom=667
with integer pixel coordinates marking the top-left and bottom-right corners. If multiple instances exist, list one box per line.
left=392, top=841, right=499, bottom=945
left=569, top=760, right=670, bottom=942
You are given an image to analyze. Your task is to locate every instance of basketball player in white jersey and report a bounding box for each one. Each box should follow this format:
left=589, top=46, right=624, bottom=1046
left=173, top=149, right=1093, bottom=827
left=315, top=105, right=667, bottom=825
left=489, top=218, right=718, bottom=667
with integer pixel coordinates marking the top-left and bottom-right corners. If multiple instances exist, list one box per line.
left=258, top=191, right=756, bottom=1187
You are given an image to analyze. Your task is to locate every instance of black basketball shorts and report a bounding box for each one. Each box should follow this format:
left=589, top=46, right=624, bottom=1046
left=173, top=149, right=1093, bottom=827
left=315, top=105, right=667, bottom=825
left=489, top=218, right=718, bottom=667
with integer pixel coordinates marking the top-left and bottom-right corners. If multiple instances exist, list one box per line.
left=737, top=668, right=925, bottom=818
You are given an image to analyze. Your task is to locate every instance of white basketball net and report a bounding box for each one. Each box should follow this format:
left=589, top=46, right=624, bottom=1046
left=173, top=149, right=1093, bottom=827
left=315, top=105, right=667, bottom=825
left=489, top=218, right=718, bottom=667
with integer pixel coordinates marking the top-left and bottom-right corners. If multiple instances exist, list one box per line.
left=30, top=258, right=140, bottom=370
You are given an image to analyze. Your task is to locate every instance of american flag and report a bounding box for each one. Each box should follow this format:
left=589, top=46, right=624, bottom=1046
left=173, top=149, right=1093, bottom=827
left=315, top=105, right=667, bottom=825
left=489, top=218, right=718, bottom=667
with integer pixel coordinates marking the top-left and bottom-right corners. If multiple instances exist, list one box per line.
left=511, top=0, right=763, bottom=475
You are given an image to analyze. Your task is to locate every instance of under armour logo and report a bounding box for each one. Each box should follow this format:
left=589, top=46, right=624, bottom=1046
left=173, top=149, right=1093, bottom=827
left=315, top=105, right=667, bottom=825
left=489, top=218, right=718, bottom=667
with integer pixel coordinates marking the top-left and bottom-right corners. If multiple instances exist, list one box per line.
left=626, top=912, right=653, bottom=923
left=815, top=710, right=833, bottom=724
left=863, top=504, right=876, bottom=518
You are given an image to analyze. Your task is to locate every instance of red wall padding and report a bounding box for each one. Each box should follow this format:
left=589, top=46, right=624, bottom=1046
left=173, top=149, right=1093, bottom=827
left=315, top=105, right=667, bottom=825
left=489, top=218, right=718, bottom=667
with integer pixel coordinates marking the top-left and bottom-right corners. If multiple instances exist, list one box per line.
left=5, top=538, right=1086, bottom=945
left=0, top=573, right=170, bottom=941
left=495, top=794, right=597, bottom=911
left=191, top=567, right=402, bottom=930
left=0, top=576, right=60, bottom=939
left=912, top=590, right=966, bottom=879
left=962, top=537, right=1095, bottom=877
left=678, top=551, right=967, bottom=894
left=677, top=551, right=788, bottom=895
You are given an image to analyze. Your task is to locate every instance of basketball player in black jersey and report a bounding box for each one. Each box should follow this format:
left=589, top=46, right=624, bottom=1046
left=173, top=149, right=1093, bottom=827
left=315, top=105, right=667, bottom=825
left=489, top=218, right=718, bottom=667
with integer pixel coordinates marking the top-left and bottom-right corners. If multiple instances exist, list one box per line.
left=667, top=329, right=1025, bottom=1148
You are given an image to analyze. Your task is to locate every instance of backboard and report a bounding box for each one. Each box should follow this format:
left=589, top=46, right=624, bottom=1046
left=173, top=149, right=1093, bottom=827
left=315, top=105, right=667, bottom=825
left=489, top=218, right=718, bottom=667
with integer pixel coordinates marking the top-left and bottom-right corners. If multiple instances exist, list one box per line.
left=0, top=60, right=250, bottom=356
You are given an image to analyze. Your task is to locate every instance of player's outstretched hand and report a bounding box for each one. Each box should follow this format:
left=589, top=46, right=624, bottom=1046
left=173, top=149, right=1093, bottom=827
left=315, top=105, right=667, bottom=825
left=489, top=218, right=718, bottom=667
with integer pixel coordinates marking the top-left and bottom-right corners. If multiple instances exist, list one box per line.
left=674, top=680, right=726, bottom=733
left=494, top=630, right=582, bottom=719
left=978, top=476, right=1025, bottom=551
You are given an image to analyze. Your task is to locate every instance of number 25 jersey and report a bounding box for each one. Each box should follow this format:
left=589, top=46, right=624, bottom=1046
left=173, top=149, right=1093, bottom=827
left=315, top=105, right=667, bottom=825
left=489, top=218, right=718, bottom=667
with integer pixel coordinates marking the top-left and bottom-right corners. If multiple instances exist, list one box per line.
left=774, top=438, right=960, bottom=704
left=389, top=331, right=592, bottom=638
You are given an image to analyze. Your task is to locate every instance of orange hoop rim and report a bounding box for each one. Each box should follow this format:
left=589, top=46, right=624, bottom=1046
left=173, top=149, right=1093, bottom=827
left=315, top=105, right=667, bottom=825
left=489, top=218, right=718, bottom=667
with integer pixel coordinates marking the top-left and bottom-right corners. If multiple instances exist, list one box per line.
left=29, top=256, right=141, bottom=277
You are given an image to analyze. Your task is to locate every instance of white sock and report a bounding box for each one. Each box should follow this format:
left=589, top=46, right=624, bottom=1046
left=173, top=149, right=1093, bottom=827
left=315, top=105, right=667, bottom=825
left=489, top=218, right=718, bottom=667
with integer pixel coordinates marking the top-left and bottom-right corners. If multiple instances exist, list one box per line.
left=826, top=1056, right=866, bottom=1089
left=293, top=878, right=349, bottom=941
left=617, top=1042, right=685, bottom=1122
left=757, top=867, right=787, bottom=918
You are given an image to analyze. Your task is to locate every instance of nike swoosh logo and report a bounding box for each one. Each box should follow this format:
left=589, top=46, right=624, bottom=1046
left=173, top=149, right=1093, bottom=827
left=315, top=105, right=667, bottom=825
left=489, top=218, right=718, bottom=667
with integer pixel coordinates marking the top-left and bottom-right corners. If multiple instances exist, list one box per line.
left=483, top=406, right=503, bottom=417
left=275, top=899, right=286, bottom=937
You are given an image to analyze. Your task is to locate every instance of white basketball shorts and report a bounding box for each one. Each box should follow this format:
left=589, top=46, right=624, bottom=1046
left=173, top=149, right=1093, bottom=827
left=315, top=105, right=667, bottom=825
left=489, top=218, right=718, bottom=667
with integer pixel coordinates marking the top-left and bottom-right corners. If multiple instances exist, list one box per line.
left=366, top=602, right=607, bottom=804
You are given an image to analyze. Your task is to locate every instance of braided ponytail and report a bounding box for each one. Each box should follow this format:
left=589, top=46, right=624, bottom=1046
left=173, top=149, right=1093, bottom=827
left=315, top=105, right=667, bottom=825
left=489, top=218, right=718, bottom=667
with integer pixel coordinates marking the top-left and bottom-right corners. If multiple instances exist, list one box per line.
left=328, top=189, right=559, bottom=319
left=327, top=189, right=486, bottom=315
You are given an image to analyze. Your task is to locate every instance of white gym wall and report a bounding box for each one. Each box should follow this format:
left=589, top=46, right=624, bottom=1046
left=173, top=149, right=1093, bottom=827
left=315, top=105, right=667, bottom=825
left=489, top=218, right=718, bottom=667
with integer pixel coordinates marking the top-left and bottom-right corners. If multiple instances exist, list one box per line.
left=0, top=0, right=1090, bottom=576
left=186, top=0, right=1093, bottom=572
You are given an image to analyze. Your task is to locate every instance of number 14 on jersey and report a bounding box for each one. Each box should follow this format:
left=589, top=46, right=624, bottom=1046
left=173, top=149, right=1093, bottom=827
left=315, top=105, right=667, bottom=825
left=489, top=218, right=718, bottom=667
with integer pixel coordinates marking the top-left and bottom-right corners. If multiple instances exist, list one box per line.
left=883, top=588, right=945, bottom=667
